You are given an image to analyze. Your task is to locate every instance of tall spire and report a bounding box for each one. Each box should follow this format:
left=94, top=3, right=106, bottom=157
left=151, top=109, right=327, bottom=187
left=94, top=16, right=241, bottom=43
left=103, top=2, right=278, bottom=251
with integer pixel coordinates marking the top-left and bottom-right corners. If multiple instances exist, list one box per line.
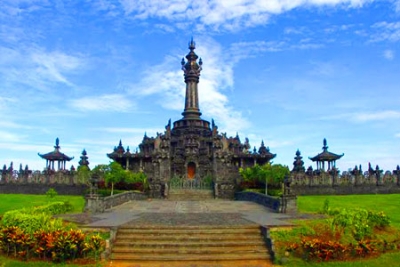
left=181, top=38, right=203, bottom=119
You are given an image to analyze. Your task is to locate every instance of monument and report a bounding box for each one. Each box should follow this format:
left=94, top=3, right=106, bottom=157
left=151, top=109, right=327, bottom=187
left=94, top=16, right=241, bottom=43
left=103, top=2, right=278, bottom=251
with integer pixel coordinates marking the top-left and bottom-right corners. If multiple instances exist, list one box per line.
left=107, top=39, right=276, bottom=199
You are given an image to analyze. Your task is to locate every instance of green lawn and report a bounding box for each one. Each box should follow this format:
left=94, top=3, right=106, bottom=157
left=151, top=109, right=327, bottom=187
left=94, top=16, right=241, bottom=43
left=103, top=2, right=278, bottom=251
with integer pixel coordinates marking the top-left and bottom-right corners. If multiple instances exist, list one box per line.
left=280, top=252, right=400, bottom=267
left=297, top=194, right=400, bottom=228
left=273, top=194, right=400, bottom=267
left=0, top=254, right=104, bottom=266
left=0, top=194, right=85, bottom=215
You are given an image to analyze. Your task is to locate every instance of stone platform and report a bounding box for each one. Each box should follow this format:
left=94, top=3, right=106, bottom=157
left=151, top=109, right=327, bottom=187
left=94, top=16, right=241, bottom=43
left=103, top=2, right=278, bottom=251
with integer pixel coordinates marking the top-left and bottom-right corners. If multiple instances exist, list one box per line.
left=66, top=200, right=295, bottom=229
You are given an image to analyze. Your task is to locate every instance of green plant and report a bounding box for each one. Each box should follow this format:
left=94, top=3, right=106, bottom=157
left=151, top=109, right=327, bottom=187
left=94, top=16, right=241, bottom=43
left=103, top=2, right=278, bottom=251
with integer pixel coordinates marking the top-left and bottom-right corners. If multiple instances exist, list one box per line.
left=0, top=225, right=105, bottom=263
left=105, top=162, right=127, bottom=196
left=45, top=188, right=58, bottom=198
left=32, top=201, right=73, bottom=215
left=1, top=211, right=63, bottom=234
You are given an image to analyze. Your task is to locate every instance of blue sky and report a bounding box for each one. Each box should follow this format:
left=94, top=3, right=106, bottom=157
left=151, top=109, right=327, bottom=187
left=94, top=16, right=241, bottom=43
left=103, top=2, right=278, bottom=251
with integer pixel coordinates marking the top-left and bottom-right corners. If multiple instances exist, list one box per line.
left=0, top=0, right=399, bottom=172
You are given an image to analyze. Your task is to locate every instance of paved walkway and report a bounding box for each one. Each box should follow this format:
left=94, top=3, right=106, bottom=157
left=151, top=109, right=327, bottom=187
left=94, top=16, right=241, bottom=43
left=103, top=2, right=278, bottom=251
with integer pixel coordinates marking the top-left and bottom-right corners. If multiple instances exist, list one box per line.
left=65, top=200, right=296, bottom=228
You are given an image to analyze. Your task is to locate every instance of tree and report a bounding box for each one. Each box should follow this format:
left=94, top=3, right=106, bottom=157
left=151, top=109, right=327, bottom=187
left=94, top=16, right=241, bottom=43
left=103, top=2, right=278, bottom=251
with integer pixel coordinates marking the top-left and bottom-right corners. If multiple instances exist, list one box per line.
left=77, top=165, right=91, bottom=184
left=239, top=163, right=290, bottom=195
left=261, top=163, right=290, bottom=195
left=104, top=162, right=126, bottom=196
left=92, top=164, right=108, bottom=180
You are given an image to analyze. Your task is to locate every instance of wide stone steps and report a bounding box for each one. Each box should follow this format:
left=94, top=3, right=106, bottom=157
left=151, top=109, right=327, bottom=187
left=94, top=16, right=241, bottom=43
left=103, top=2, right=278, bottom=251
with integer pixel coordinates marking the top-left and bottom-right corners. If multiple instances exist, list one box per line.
left=167, top=189, right=214, bottom=201
left=111, top=225, right=271, bottom=263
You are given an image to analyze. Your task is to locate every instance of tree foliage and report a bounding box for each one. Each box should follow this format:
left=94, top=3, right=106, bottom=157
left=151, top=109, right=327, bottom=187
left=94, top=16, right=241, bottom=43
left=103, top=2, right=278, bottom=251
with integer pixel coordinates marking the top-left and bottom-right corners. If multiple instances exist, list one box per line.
left=104, top=162, right=126, bottom=196
left=239, top=163, right=290, bottom=185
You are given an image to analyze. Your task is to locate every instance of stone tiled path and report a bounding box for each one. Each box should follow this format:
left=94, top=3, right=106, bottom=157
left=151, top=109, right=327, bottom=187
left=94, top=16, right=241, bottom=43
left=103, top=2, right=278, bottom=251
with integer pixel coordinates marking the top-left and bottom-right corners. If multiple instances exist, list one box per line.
left=78, top=200, right=294, bottom=228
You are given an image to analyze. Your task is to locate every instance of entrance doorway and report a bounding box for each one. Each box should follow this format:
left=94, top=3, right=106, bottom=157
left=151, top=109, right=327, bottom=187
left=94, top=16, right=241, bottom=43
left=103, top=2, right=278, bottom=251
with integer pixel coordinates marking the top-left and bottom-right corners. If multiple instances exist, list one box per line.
left=187, top=162, right=196, bottom=179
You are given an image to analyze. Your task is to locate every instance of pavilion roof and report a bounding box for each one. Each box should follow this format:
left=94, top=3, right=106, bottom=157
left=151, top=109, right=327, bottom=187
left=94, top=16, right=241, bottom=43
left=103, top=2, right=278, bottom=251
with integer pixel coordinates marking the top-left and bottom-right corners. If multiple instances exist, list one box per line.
left=38, top=138, right=74, bottom=161
left=309, top=138, right=344, bottom=162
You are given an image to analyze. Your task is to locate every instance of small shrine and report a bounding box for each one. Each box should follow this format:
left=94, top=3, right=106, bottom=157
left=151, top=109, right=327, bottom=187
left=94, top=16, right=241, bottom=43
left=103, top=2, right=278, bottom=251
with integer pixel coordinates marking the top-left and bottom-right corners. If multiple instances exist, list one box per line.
left=38, top=138, right=74, bottom=171
left=78, top=149, right=90, bottom=169
left=309, top=138, right=344, bottom=171
left=107, top=39, right=276, bottom=198
left=292, top=150, right=305, bottom=172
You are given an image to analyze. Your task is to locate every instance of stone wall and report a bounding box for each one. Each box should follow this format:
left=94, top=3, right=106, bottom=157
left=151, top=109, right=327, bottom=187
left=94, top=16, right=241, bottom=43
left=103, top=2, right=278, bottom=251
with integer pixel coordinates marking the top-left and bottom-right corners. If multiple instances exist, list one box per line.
left=292, top=184, right=400, bottom=195
left=0, top=183, right=87, bottom=195
left=84, top=191, right=147, bottom=213
left=234, top=191, right=281, bottom=212
left=290, top=170, right=400, bottom=195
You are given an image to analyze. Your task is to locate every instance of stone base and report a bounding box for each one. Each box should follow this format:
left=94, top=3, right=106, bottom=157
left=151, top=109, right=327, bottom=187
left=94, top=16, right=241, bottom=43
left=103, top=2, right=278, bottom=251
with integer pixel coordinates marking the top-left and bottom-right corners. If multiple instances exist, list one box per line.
left=279, top=195, right=297, bottom=214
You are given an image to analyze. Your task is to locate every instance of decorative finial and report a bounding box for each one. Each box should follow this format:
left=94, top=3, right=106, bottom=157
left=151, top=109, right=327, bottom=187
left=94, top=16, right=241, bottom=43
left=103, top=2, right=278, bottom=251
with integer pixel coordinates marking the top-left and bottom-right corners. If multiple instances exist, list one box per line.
left=82, top=149, right=87, bottom=156
left=189, top=37, right=195, bottom=50
left=54, top=138, right=60, bottom=149
left=296, top=149, right=301, bottom=156
left=322, top=138, right=328, bottom=151
left=119, top=140, right=122, bottom=147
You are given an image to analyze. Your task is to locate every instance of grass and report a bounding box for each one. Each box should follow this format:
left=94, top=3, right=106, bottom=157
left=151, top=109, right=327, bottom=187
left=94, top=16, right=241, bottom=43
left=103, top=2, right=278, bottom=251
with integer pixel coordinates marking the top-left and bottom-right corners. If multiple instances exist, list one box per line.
left=0, top=254, right=105, bottom=266
left=272, top=194, right=400, bottom=267
left=297, top=194, right=400, bottom=228
left=0, top=194, right=85, bottom=215
left=278, top=252, right=400, bottom=267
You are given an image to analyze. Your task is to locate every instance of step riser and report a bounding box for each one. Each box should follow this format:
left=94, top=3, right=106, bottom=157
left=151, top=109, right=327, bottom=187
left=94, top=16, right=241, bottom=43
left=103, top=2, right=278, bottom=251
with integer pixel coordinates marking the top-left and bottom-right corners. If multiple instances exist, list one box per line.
left=117, top=229, right=261, bottom=234
left=112, top=248, right=269, bottom=254
left=117, top=234, right=261, bottom=242
left=113, top=241, right=266, bottom=247
left=111, top=254, right=270, bottom=261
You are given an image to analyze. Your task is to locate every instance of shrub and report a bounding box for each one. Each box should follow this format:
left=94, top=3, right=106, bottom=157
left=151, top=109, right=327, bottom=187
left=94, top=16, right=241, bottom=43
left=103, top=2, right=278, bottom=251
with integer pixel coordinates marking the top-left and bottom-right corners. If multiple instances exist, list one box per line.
left=1, top=211, right=63, bottom=234
left=32, top=201, right=73, bottom=215
left=0, top=226, right=105, bottom=262
left=45, top=188, right=58, bottom=198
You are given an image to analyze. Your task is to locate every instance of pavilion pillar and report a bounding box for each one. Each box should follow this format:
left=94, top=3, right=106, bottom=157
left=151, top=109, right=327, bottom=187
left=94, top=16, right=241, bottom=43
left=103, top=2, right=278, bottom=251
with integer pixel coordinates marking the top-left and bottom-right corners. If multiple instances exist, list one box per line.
left=126, top=158, right=129, bottom=170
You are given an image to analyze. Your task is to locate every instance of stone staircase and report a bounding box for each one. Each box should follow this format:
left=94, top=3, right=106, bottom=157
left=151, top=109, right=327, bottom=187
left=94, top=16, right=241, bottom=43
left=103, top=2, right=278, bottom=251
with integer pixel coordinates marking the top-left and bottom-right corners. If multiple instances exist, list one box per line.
left=110, top=225, right=272, bottom=265
left=167, top=189, right=214, bottom=201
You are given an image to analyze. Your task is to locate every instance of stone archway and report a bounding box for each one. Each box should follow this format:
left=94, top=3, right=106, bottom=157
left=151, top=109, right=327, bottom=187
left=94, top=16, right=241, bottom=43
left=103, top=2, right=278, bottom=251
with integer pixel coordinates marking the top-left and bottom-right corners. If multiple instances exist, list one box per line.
left=187, top=162, right=196, bottom=179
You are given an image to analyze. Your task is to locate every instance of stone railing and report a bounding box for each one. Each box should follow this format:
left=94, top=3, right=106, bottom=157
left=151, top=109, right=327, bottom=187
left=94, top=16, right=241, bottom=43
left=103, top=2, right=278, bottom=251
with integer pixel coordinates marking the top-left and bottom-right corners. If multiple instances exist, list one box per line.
left=235, top=191, right=297, bottom=214
left=234, top=191, right=281, bottom=212
left=84, top=191, right=147, bottom=213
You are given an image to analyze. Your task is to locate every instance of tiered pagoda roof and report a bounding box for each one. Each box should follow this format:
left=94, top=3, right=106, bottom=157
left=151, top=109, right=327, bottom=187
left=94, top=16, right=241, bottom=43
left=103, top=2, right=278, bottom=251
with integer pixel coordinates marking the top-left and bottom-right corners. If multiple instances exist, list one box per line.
left=309, top=138, right=344, bottom=162
left=38, top=138, right=74, bottom=161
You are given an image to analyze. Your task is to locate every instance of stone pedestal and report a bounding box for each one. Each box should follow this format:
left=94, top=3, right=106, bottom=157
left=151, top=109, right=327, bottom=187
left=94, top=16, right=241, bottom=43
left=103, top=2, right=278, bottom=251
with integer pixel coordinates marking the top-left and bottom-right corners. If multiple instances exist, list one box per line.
left=84, top=194, right=102, bottom=213
left=279, top=194, right=297, bottom=214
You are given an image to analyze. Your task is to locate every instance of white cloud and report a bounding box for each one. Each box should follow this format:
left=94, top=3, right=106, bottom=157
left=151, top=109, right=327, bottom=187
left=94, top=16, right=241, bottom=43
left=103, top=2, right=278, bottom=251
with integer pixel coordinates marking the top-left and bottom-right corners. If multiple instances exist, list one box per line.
left=70, top=94, right=134, bottom=112
left=31, top=51, right=83, bottom=85
left=383, top=49, right=395, bottom=60
left=0, top=47, right=85, bottom=90
left=109, top=0, right=373, bottom=31
left=353, top=110, right=400, bottom=122
left=371, top=21, right=400, bottom=42
left=395, top=0, right=400, bottom=12
left=128, top=37, right=250, bottom=133
left=0, top=131, right=24, bottom=142
left=395, top=133, right=400, bottom=138
left=319, top=110, right=400, bottom=122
